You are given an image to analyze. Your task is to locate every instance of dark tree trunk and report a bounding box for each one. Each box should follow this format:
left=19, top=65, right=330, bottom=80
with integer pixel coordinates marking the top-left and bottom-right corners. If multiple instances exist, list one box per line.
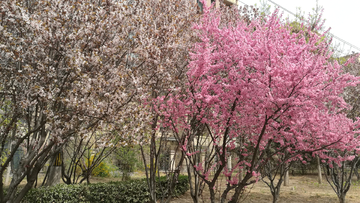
left=272, top=192, right=280, bottom=203
left=339, top=193, right=346, bottom=203
left=228, top=173, right=253, bottom=203
left=209, top=187, right=216, bottom=203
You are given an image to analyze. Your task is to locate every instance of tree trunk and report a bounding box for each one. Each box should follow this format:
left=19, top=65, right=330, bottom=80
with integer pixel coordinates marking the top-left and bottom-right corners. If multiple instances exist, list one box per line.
left=270, top=176, right=283, bottom=203
left=149, top=137, right=156, bottom=203
left=239, top=168, right=243, bottom=182
left=339, top=193, right=346, bottom=203
left=12, top=161, right=45, bottom=203
left=228, top=182, right=248, bottom=203
left=5, top=143, right=13, bottom=186
left=5, top=164, right=11, bottom=186
left=44, top=166, right=61, bottom=186
left=272, top=192, right=280, bottom=203
left=354, top=167, right=360, bottom=181
left=209, top=187, right=216, bottom=203
left=284, top=169, right=289, bottom=186
left=317, top=156, right=322, bottom=184
left=187, top=158, right=200, bottom=203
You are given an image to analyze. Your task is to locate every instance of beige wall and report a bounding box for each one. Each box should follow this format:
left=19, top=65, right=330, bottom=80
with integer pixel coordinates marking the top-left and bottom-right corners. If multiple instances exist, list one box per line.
left=223, top=0, right=237, bottom=5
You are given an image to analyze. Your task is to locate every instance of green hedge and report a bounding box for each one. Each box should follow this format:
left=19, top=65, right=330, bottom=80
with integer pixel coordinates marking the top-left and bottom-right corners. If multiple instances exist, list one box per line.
left=155, top=175, right=189, bottom=198
left=22, top=175, right=189, bottom=203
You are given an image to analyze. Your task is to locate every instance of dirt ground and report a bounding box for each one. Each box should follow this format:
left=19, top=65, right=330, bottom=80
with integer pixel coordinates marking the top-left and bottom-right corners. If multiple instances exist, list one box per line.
left=170, top=175, right=360, bottom=203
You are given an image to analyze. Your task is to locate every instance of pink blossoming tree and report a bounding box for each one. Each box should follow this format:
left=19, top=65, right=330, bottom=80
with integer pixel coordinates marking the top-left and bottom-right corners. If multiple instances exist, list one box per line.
left=158, top=7, right=360, bottom=203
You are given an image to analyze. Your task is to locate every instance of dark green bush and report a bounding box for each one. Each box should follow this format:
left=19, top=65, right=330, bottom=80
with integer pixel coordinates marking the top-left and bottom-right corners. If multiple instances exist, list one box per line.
left=22, top=175, right=189, bottom=203
left=23, top=184, right=86, bottom=203
left=154, top=175, right=189, bottom=198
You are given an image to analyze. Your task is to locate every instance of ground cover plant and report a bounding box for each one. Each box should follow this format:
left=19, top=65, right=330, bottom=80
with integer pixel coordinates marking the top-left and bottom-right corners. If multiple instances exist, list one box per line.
left=21, top=175, right=189, bottom=203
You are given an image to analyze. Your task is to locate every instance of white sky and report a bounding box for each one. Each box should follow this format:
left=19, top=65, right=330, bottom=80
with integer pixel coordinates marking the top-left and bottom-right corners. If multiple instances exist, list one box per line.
left=237, top=0, right=360, bottom=55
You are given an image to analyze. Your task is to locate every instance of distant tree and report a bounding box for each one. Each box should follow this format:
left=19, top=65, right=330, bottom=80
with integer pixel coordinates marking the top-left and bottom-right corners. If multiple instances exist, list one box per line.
left=323, top=151, right=359, bottom=203
left=320, top=54, right=360, bottom=203
left=342, top=57, right=360, bottom=182
left=59, top=130, right=118, bottom=185
left=261, top=150, right=292, bottom=203
left=115, top=145, right=140, bottom=181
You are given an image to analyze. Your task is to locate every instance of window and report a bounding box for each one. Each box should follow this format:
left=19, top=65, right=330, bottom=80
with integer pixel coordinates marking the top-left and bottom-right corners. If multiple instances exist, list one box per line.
left=198, top=0, right=216, bottom=13
left=159, top=150, right=170, bottom=171
left=197, top=0, right=203, bottom=13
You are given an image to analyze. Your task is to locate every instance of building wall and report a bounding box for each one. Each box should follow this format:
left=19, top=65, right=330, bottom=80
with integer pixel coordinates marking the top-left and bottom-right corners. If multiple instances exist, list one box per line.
left=195, top=0, right=237, bottom=9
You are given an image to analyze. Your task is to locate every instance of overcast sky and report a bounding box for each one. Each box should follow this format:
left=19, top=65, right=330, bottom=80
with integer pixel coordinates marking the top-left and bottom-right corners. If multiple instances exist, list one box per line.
left=237, top=0, right=360, bottom=55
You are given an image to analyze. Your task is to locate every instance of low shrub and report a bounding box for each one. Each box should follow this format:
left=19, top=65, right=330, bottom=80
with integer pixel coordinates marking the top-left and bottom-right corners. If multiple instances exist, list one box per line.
left=88, top=156, right=117, bottom=178
left=23, top=184, right=85, bottom=203
left=22, top=175, right=189, bottom=203
left=155, top=175, right=189, bottom=198
left=91, top=160, right=118, bottom=178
